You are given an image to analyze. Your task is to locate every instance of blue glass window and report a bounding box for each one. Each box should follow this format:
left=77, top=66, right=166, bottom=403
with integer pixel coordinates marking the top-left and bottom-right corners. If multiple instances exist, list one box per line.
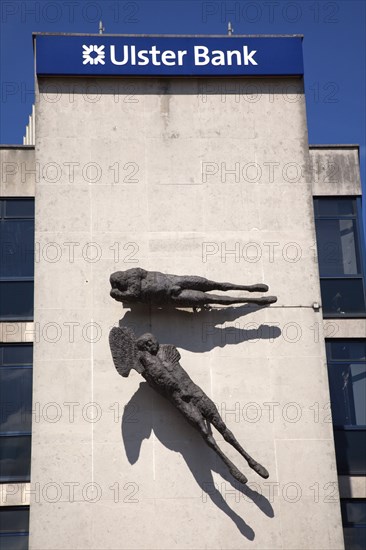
left=0, top=199, right=34, bottom=320
left=0, top=344, right=32, bottom=483
left=326, top=340, right=366, bottom=475
left=0, top=282, right=34, bottom=321
left=0, top=506, right=29, bottom=550
left=314, top=198, right=366, bottom=316
left=4, top=200, right=34, bottom=219
left=341, top=499, right=366, bottom=550
left=0, top=436, right=31, bottom=482
left=0, top=368, right=32, bottom=432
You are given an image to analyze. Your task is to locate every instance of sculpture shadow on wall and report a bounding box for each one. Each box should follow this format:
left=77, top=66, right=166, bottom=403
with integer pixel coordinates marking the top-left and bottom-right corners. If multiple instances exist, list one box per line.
left=120, top=304, right=281, bottom=353
left=122, top=382, right=274, bottom=539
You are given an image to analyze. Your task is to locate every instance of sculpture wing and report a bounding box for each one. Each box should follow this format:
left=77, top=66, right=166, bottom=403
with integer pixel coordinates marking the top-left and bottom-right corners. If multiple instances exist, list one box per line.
left=158, top=344, right=181, bottom=366
left=109, top=326, right=140, bottom=377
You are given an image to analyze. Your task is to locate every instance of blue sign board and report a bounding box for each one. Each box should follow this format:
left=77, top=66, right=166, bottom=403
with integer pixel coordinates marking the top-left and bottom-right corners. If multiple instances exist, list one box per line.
left=35, top=35, right=303, bottom=77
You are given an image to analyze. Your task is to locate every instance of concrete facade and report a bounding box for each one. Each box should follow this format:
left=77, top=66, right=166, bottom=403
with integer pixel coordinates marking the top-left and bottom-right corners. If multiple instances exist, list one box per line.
left=0, top=146, right=36, bottom=197
left=310, top=146, right=362, bottom=196
left=28, top=74, right=346, bottom=550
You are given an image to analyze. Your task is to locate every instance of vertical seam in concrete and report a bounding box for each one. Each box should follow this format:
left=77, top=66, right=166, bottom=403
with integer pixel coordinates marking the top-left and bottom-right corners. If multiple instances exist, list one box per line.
left=89, top=147, right=94, bottom=503
left=90, top=145, right=95, bottom=544
left=274, top=438, right=284, bottom=549
left=145, top=94, right=156, bottom=482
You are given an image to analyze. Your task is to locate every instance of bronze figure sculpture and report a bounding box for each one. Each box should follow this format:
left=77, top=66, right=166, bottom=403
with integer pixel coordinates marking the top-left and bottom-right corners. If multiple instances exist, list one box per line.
left=109, top=326, right=269, bottom=484
left=110, top=267, right=277, bottom=309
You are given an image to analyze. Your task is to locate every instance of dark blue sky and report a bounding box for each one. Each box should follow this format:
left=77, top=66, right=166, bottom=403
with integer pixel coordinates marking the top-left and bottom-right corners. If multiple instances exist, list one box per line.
left=1, top=0, right=365, bottom=224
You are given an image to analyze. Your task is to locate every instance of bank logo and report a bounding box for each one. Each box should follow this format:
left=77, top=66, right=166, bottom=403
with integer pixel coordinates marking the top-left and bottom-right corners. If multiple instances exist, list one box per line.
left=82, top=45, right=105, bottom=65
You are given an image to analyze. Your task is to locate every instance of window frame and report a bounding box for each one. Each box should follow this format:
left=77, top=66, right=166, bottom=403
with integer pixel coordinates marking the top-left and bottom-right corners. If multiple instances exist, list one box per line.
left=341, top=498, right=366, bottom=528
left=341, top=498, right=366, bottom=550
left=0, top=197, right=35, bottom=321
left=314, top=196, right=366, bottom=318
left=326, top=339, right=366, bottom=476
left=0, top=505, right=29, bottom=548
left=0, top=344, right=33, bottom=483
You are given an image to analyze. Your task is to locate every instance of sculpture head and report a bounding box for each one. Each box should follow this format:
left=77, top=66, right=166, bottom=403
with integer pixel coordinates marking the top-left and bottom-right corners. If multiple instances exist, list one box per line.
left=110, top=271, right=128, bottom=301
left=136, top=333, right=160, bottom=355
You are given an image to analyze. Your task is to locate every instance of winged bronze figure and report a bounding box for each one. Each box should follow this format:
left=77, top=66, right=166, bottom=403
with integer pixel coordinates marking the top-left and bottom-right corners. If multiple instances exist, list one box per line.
left=109, top=326, right=269, bottom=485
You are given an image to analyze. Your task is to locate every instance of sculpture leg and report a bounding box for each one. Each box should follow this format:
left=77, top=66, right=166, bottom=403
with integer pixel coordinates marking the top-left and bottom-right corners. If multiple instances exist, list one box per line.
left=202, top=428, right=248, bottom=485
left=175, top=276, right=268, bottom=293
left=210, top=414, right=269, bottom=479
left=172, top=290, right=276, bottom=308
left=173, top=398, right=248, bottom=484
left=205, top=293, right=277, bottom=306
left=197, top=396, right=269, bottom=479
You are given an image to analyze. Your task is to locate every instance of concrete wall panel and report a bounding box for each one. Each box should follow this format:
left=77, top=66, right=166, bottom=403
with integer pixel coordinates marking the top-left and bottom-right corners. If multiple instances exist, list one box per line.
left=30, top=77, right=344, bottom=549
